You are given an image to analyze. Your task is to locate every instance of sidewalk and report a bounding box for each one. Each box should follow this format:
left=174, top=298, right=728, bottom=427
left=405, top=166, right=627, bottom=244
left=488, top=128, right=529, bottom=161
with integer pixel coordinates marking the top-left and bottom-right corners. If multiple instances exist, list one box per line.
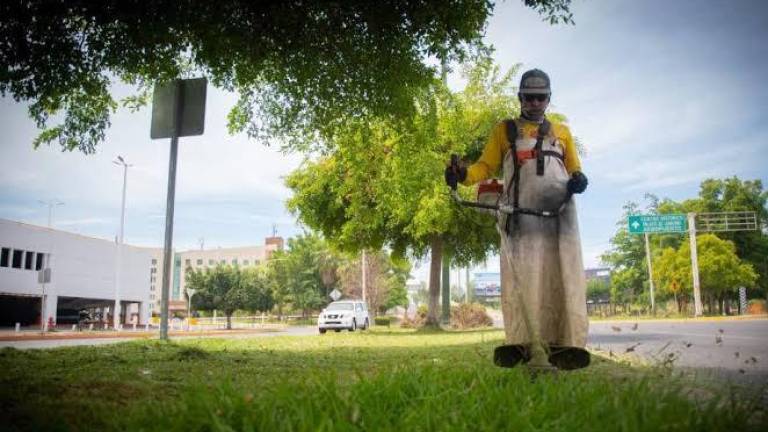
left=0, top=326, right=285, bottom=342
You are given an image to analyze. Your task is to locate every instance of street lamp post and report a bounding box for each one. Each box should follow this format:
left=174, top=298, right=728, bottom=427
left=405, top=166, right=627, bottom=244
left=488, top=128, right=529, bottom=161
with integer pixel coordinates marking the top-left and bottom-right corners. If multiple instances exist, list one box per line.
left=186, top=288, right=196, bottom=331
left=37, top=199, right=63, bottom=332
left=38, top=200, right=64, bottom=228
left=113, top=156, right=132, bottom=330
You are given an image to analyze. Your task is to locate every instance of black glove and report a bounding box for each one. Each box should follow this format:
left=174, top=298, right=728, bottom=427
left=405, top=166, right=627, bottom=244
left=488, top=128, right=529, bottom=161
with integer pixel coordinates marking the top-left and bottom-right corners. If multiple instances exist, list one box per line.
left=567, top=171, right=588, bottom=194
left=444, top=158, right=467, bottom=189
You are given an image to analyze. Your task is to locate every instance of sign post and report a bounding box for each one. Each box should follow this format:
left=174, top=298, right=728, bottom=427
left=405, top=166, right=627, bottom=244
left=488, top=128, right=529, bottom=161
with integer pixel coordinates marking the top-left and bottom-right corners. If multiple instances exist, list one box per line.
left=644, top=233, right=655, bottom=314
left=151, top=78, right=207, bottom=341
left=629, top=212, right=756, bottom=317
left=687, top=213, right=703, bottom=316
left=628, top=214, right=687, bottom=316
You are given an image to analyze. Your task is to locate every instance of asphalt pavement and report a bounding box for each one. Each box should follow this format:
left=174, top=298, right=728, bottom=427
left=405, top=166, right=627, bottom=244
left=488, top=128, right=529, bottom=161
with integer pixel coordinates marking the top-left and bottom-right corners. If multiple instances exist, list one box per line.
left=587, top=319, right=768, bottom=388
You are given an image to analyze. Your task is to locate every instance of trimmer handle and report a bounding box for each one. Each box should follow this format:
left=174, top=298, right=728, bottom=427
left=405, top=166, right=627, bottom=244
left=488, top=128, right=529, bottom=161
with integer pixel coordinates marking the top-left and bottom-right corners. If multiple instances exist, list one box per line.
left=449, top=154, right=460, bottom=192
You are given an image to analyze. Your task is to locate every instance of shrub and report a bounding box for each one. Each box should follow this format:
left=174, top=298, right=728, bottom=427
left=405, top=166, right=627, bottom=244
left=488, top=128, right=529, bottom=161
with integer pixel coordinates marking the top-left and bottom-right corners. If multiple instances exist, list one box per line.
left=450, top=303, right=493, bottom=329
left=747, top=299, right=766, bottom=315
left=400, top=305, right=428, bottom=328
left=374, top=316, right=391, bottom=327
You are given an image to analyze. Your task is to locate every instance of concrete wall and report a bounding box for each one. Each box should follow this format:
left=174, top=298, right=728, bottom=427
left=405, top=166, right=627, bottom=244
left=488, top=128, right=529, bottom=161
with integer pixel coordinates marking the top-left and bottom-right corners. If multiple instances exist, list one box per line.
left=0, top=219, right=153, bottom=324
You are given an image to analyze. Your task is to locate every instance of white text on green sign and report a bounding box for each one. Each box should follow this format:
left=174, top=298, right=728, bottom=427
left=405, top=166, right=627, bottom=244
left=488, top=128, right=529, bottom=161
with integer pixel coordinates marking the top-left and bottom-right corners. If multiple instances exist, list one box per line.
left=627, top=214, right=687, bottom=234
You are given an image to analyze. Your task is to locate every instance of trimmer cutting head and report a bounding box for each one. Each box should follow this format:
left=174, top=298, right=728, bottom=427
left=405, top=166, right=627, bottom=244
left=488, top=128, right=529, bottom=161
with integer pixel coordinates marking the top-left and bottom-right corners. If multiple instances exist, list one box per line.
left=494, top=344, right=590, bottom=371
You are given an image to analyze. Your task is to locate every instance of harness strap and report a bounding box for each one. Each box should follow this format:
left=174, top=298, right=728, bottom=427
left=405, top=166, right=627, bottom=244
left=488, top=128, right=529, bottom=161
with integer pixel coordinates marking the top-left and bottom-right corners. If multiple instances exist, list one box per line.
left=505, top=119, right=520, bottom=209
left=505, top=119, right=520, bottom=234
left=516, top=149, right=564, bottom=163
left=535, top=119, right=551, bottom=176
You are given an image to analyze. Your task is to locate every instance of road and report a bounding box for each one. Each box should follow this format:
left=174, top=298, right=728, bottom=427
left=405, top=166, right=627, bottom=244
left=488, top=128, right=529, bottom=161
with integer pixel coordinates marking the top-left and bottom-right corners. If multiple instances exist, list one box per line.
left=0, top=326, right=317, bottom=349
left=587, top=319, right=768, bottom=386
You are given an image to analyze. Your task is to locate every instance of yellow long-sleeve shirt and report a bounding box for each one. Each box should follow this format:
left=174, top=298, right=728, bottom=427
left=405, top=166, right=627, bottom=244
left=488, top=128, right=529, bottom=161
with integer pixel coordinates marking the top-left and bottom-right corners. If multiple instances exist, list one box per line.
left=464, top=119, right=581, bottom=185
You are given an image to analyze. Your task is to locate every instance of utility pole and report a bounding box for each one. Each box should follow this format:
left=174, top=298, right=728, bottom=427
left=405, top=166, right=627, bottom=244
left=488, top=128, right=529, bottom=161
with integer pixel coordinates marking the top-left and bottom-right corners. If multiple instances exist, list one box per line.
left=38, top=200, right=64, bottom=228
left=361, top=250, right=367, bottom=303
left=112, top=156, right=132, bottom=330
left=688, top=213, right=703, bottom=317
left=37, top=199, right=62, bottom=332
left=644, top=233, right=655, bottom=315
left=466, top=266, right=471, bottom=303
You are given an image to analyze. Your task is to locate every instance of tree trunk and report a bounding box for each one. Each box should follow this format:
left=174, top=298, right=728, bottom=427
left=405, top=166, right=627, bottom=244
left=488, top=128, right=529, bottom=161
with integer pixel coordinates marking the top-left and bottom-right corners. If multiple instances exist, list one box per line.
left=226, top=313, right=232, bottom=330
left=426, top=236, right=442, bottom=327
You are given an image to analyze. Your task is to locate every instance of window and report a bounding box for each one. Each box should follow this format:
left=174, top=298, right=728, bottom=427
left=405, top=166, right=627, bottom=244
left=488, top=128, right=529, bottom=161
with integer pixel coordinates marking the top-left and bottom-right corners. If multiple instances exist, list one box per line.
left=24, top=251, right=34, bottom=270
left=232, top=259, right=238, bottom=265
left=209, top=259, right=215, bottom=265
left=35, top=253, right=44, bottom=270
left=0, top=247, right=9, bottom=267
left=185, top=259, right=191, bottom=266
left=243, top=260, right=249, bottom=266
left=12, top=250, right=23, bottom=269
left=151, top=258, right=157, bottom=265
left=197, top=259, right=203, bottom=266
left=220, top=259, right=226, bottom=264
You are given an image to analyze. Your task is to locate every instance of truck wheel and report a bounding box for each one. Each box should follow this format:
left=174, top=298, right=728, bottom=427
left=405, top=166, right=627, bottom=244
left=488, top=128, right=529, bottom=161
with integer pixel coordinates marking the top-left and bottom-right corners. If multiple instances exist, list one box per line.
left=319, top=328, right=326, bottom=334
left=349, top=319, right=356, bottom=332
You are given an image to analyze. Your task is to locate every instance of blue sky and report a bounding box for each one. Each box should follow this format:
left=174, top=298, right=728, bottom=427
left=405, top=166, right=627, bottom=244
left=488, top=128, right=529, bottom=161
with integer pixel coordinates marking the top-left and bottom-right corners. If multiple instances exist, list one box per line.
left=1, top=0, right=767, bottom=283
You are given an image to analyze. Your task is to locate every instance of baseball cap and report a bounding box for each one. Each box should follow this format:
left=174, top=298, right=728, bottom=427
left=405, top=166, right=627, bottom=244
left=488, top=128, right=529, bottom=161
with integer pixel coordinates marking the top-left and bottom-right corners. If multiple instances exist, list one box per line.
left=519, top=69, right=551, bottom=95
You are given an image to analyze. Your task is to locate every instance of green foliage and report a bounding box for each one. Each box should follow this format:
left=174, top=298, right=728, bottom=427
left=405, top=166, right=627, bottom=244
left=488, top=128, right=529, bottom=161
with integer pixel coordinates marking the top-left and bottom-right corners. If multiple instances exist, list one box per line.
left=586, top=278, right=610, bottom=302
left=649, top=177, right=768, bottom=298
left=186, top=265, right=274, bottom=328
left=653, top=234, right=758, bottom=305
left=287, top=57, right=530, bottom=264
left=602, top=202, right=647, bottom=304
left=374, top=316, right=392, bottom=327
left=337, top=249, right=411, bottom=315
left=270, top=233, right=333, bottom=317
left=450, top=302, right=493, bottom=328
left=2, top=1, right=575, bottom=153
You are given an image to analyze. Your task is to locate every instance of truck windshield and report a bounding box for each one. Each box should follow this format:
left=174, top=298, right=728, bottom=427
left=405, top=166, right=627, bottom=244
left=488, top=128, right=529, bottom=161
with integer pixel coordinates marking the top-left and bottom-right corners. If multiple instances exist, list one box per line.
left=327, top=303, right=354, bottom=311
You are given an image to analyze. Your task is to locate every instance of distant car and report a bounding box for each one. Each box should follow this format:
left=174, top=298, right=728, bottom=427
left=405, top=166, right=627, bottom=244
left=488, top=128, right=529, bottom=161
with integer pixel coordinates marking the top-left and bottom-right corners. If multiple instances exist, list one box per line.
left=318, top=300, right=370, bottom=334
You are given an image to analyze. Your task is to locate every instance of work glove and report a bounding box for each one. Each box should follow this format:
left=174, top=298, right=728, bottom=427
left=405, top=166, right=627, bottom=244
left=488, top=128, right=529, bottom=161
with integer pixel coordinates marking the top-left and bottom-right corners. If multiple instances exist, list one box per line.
left=444, top=155, right=467, bottom=189
left=567, top=171, right=588, bottom=194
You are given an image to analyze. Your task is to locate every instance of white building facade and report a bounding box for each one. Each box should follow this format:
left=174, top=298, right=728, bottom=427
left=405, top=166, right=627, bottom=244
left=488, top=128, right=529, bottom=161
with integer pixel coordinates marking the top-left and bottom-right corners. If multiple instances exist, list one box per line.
left=162, top=237, right=284, bottom=315
left=0, top=219, right=153, bottom=327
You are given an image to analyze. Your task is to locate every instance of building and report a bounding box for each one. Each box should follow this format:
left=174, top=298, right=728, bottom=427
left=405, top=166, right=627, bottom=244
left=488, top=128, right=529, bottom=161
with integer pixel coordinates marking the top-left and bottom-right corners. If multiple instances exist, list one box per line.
left=0, top=218, right=153, bottom=327
left=474, top=272, right=501, bottom=297
left=585, top=267, right=611, bottom=285
left=0, top=218, right=285, bottom=324
left=154, top=237, right=284, bottom=315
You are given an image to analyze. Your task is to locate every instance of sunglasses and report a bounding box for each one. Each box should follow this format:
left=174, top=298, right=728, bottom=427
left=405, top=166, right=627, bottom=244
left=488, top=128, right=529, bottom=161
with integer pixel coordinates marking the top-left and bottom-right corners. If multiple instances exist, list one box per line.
left=522, top=94, right=549, bottom=102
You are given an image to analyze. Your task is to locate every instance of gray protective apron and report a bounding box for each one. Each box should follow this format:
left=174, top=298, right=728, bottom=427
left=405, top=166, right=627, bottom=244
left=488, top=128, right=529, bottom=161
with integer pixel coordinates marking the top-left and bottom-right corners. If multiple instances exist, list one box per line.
left=498, top=119, right=588, bottom=347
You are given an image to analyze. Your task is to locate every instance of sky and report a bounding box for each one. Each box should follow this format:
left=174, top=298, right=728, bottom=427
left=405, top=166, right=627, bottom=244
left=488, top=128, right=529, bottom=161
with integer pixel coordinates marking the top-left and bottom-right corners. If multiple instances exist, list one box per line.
left=1, top=0, right=767, bottom=285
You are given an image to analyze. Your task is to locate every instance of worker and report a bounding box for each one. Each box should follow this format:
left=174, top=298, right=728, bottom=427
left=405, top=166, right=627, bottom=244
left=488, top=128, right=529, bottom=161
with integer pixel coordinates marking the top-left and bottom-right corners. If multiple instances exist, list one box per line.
left=445, top=69, right=589, bottom=367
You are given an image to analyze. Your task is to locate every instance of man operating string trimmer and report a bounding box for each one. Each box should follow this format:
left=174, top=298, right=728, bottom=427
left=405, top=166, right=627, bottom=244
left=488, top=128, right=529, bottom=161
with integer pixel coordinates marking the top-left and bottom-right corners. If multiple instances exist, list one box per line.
left=445, top=69, right=590, bottom=372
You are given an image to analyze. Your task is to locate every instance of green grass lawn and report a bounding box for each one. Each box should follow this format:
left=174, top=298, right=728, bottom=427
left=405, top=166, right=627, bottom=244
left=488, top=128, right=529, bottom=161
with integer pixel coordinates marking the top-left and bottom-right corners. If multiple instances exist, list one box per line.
left=1, top=328, right=765, bottom=431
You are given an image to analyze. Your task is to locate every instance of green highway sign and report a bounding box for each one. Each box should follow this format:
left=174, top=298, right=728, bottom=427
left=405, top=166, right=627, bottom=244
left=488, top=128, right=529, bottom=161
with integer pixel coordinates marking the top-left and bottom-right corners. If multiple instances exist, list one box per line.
left=627, top=214, right=687, bottom=234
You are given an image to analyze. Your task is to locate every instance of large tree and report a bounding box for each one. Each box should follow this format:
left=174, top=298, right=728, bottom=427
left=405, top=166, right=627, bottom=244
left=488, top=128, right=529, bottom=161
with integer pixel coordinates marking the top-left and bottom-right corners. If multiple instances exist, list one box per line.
left=187, top=265, right=244, bottom=329
left=1, top=0, right=573, bottom=153
left=653, top=235, right=757, bottom=314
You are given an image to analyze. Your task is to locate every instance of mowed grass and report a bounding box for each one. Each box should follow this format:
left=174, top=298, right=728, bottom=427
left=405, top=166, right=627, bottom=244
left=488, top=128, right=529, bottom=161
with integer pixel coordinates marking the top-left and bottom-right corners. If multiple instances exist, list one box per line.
left=1, top=328, right=765, bottom=431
